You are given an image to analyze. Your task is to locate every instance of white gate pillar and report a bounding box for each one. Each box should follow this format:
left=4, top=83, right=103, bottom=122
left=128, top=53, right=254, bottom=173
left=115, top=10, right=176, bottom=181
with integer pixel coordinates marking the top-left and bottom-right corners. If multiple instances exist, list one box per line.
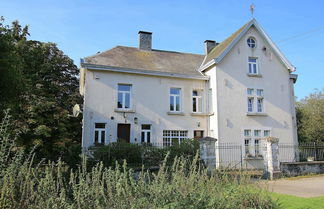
left=263, top=137, right=281, bottom=180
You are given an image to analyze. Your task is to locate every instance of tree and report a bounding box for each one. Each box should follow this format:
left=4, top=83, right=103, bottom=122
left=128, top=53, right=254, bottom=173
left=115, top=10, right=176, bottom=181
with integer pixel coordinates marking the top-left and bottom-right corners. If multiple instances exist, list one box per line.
left=0, top=17, right=27, bottom=111
left=296, top=89, right=324, bottom=143
left=0, top=18, right=82, bottom=163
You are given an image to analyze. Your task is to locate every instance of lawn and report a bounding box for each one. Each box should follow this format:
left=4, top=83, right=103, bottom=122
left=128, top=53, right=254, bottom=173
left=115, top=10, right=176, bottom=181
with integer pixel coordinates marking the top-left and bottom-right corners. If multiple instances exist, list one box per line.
left=271, top=193, right=324, bottom=209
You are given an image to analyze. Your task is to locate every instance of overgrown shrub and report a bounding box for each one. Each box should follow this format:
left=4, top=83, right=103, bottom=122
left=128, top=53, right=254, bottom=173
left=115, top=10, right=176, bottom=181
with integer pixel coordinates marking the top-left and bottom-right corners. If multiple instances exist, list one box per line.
left=0, top=115, right=279, bottom=208
left=90, top=139, right=200, bottom=168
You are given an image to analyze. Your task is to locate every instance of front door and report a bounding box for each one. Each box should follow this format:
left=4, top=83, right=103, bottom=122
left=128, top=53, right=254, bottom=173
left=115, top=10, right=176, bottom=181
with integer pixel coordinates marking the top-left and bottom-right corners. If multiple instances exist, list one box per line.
left=117, top=124, right=131, bottom=143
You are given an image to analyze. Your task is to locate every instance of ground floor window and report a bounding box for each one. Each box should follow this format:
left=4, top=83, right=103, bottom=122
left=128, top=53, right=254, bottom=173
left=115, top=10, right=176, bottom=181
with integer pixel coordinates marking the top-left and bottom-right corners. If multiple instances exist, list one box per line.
left=243, top=129, right=270, bottom=157
left=94, top=123, right=106, bottom=145
left=163, top=130, right=188, bottom=147
left=194, top=130, right=204, bottom=139
left=141, top=124, right=151, bottom=143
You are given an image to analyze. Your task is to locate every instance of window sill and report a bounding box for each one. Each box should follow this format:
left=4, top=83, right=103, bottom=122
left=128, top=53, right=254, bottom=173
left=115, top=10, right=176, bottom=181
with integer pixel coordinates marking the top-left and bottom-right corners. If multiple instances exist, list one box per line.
left=244, top=156, right=264, bottom=160
left=247, top=73, right=262, bottom=78
left=246, top=112, right=267, bottom=116
left=114, top=108, right=135, bottom=113
left=167, top=111, right=185, bottom=116
left=191, top=112, right=210, bottom=116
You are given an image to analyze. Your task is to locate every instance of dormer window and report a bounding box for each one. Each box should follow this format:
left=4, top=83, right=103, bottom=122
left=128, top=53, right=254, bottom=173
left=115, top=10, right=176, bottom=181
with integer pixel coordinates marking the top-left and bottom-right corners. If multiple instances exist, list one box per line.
left=247, top=37, right=256, bottom=48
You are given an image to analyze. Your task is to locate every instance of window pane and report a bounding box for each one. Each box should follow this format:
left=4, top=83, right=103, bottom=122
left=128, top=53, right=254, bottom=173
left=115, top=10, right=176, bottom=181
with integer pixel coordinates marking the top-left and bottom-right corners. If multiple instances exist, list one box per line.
left=175, top=96, right=180, bottom=111
left=244, top=130, right=251, bottom=136
left=193, top=98, right=197, bottom=112
left=170, top=96, right=174, bottom=111
left=253, top=64, right=257, bottom=74
left=257, top=89, right=263, bottom=96
left=264, top=130, right=270, bottom=137
left=249, top=57, right=256, bottom=63
left=94, top=130, right=99, bottom=143
left=192, top=90, right=198, bottom=96
left=147, top=132, right=150, bottom=143
left=118, top=93, right=123, bottom=108
left=198, top=97, right=202, bottom=112
left=141, top=132, right=145, bottom=143
left=101, top=131, right=105, bottom=144
left=248, top=98, right=253, bottom=112
left=95, top=123, right=105, bottom=128
left=248, top=63, right=252, bottom=73
left=254, top=130, right=261, bottom=137
left=125, top=93, right=130, bottom=108
left=247, top=88, right=254, bottom=95
left=170, top=88, right=180, bottom=95
left=142, top=124, right=151, bottom=130
left=118, top=84, right=131, bottom=91
left=257, top=99, right=263, bottom=112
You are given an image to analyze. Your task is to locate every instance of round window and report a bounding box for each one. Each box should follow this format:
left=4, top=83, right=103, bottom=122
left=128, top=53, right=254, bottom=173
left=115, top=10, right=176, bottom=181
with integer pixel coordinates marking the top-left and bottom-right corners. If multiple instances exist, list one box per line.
left=247, top=37, right=256, bottom=48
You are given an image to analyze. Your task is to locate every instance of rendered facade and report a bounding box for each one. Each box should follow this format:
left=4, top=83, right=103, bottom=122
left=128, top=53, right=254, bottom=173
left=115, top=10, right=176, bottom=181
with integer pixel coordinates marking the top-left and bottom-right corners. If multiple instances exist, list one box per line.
left=80, top=19, right=298, bottom=165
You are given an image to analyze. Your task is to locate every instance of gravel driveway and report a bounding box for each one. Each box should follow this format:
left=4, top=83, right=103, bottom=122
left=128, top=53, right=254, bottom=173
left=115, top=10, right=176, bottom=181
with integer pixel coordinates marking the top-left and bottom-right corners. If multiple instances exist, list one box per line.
left=264, top=176, right=324, bottom=197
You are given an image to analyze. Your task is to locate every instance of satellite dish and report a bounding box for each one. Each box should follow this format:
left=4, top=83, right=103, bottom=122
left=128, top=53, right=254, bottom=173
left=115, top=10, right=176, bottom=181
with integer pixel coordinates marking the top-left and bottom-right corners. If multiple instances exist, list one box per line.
left=72, top=104, right=82, bottom=117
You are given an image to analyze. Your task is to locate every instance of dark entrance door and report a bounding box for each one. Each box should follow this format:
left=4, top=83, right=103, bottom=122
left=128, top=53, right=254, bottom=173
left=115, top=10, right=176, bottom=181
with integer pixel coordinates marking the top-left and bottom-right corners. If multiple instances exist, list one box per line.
left=117, top=124, right=131, bottom=143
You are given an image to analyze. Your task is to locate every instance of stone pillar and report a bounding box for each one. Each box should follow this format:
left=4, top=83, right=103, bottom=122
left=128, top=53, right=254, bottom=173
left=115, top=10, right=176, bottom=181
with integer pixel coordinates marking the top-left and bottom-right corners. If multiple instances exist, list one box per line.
left=199, top=137, right=217, bottom=171
left=263, top=137, right=281, bottom=180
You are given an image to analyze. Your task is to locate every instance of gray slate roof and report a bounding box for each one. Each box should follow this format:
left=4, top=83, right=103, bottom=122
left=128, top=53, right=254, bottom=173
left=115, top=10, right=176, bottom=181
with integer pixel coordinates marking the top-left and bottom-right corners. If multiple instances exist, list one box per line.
left=84, top=46, right=204, bottom=76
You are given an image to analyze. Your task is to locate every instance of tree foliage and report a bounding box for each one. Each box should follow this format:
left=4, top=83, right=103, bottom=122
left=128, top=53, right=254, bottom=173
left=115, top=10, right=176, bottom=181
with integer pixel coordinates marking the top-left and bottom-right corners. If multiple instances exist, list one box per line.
left=0, top=17, right=82, bottom=162
left=296, top=89, right=324, bottom=143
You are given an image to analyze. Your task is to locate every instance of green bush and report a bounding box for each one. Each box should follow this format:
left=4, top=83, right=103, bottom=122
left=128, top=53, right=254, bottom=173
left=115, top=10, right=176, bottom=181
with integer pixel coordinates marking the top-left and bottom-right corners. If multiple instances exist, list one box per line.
left=90, top=139, right=200, bottom=168
left=0, top=115, right=279, bottom=208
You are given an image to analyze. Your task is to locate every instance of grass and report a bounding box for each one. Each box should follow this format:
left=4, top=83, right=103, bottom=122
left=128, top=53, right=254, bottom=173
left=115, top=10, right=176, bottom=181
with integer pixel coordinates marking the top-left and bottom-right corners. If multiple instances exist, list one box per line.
left=271, top=193, right=324, bottom=209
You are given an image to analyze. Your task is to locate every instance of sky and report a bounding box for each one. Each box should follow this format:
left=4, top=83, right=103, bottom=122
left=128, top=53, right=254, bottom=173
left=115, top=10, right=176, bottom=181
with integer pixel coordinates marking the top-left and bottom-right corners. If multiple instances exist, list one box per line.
left=1, top=0, right=324, bottom=100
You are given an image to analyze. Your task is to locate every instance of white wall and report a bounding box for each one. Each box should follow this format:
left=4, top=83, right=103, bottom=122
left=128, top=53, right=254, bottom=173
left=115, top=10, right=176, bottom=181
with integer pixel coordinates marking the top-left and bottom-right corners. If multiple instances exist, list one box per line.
left=212, top=26, right=297, bottom=146
left=82, top=70, right=209, bottom=148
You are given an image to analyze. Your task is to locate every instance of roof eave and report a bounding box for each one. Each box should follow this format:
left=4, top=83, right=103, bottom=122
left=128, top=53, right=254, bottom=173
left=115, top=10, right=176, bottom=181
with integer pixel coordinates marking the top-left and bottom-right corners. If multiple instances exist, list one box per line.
left=81, top=63, right=210, bottom=80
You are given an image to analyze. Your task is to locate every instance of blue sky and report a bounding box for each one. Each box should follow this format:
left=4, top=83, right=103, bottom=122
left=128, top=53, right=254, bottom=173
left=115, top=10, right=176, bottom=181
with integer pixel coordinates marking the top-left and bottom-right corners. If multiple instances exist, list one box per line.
left=1, top=0, right=323, bottom=100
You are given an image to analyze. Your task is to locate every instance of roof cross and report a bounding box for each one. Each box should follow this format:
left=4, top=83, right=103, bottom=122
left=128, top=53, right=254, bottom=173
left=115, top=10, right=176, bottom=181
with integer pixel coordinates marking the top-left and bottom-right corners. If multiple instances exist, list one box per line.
left=250, top=3, right=255, bottom=17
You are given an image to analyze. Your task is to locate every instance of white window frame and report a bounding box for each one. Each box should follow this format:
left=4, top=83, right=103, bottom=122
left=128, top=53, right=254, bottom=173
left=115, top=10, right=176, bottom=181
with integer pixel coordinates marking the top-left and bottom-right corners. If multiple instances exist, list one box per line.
left=169, top=88, right=181, bottom=112
left=247, top=37, right=256, bottom=48
left=248, top=57, right=258, bottom=74
left=141, top=124, right=151, bottom=143
left=163, top=130, right=188, bottom=147
left=247, top=88, right=265, bottom=113
left=247, top=97, right=254, bottom=112
left=243, top=129, right=271, bottom=157
left=117, top=84, right=132, bottom=110
left=192, top=90, right=203, bottom=113
left=94, top=123, right=106, bottom=145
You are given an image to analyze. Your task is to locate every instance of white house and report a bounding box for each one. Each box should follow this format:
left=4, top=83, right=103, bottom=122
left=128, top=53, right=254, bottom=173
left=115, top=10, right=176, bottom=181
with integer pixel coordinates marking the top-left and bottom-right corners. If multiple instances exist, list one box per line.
left=79, top=19, right=298, bottom=167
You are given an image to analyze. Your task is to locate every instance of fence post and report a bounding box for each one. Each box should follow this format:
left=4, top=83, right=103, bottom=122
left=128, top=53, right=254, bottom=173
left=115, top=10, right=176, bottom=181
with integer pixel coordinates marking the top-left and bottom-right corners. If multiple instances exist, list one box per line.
left=263, top=137, right=281, bottom=180
left=199, top=137, right=217, bottom=172
left=240, top=145, right=243, bottom=169
left=314, top=141, right=317, bottom=161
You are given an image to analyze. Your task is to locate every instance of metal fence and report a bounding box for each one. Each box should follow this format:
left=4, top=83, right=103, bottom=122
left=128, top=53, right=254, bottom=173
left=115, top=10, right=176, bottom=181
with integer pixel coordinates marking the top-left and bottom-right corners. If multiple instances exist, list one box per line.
left=89, top=141, right=324, bottom=169
left=279, top=142, right=324, bottom=162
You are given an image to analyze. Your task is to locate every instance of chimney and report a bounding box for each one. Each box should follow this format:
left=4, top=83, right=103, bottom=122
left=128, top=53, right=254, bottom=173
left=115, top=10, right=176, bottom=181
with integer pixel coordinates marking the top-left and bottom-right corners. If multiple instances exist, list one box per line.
left=204, top=40, right=218, bottom=54
left=138, top=31, right=152, bottom=50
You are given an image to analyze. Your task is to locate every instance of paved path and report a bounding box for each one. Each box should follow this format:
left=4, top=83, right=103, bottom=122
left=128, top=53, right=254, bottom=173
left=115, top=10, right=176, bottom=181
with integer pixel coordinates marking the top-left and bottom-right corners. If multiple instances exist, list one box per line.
left=264, top=176, right=324, bottom=197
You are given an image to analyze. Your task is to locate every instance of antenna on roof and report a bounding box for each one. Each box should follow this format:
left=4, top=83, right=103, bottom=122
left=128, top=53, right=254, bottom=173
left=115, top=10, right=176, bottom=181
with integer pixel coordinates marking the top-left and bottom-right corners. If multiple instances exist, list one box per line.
left=250, top=3, right=255, bottom=17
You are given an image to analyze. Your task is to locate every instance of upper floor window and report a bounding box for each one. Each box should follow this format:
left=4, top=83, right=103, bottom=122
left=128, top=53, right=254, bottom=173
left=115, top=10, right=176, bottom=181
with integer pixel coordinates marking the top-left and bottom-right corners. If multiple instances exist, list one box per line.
left=170, top=88, right=181, bottom=112
left=94, top=123, right=106, bottom=145
left=192, top=90, right=202, bottom=113
left=118, top=84, right=131, bottom=109
left=247, top=37, right=256, bottom=48
left=247, top=88, right=264, bottom=113
left=248, top=57, right=258, bottom=74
